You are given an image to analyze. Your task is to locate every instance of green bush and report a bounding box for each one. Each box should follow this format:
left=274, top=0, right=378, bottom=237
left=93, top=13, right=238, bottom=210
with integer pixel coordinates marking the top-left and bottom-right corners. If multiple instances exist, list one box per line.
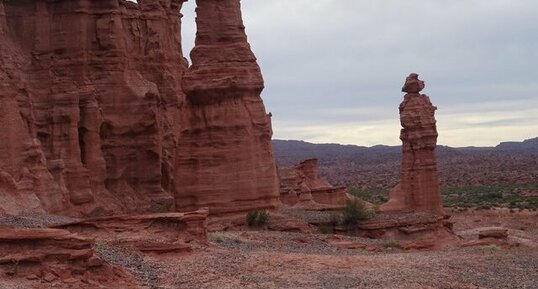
left=246, top=210, right=258, bottom=226
left=246, top=209, right=269, bottom=227
left=257, top=210, right=269, bottom=225
left=342, top=199, right=374, bottom=228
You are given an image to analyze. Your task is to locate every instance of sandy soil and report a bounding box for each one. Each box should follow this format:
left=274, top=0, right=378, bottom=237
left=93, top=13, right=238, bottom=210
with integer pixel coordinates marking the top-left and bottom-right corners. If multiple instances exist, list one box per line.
left=1, top=209, right=536, bottom=289
left=116, top=209, right=537, bottom=289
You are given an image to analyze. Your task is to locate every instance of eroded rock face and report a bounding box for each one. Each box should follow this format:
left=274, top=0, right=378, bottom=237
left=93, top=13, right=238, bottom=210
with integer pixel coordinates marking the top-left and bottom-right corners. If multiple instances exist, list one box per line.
left=52, top=208, right=209, bottom=245
left=175, top=0, right=279, bottom=215
left=0, top=0, right=278, bottom=216
left=279, top=159, right=352, bottom=207
left=0, top=0, right=188, bottom=215
left=0, top=228, right=138, bottom=287
left=381, top=74, right=444, bottom=215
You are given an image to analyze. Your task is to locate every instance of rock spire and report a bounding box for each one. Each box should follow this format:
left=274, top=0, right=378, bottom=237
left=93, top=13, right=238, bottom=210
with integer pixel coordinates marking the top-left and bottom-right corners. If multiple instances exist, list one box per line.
left=381, top=73, right=444, bottom=215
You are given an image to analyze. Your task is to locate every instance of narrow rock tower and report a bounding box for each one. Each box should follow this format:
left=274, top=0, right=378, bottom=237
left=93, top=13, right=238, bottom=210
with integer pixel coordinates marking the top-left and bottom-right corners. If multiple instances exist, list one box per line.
left=174, top=0, right=279, bottom=215
left=381, top=73, right=444, bottom=215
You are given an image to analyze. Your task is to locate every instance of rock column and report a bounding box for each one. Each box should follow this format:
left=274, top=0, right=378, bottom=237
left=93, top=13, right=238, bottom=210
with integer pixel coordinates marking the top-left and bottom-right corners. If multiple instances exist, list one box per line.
left=175, top=0, right=279, bottom=215
left=382, top=74, right=444, bottom=215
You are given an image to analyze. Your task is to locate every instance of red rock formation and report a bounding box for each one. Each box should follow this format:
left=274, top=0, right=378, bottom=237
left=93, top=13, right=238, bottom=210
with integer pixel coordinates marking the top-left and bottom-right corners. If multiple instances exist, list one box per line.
left=279, top=159, right=353, bottom=207
left=0, top=228, right=138, bottom=287
left=0, top=0, right=278, bottom=216
left=381, top=73, right=444, bottom=215
left=52, top=208, right=209, bottom=245
left=175, top=0, right=279, bottom=215
left=0, top=0, right=189, bottom=215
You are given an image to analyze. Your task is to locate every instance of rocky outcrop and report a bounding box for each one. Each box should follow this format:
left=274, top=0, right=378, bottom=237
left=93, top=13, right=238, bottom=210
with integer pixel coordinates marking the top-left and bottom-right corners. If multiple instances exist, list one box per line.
left=0, top=0, right=188, bottom=215
left=0, top=0, right=278, bottom=216
left=279, top=159, right=353, bottom=207
left=0, top=227, right=138, bottom=288
left=343, top=212, right=459, bottom=249
left=175, top=0, right=279, bottom=215
left=381, top=74, right=444, bottom=215
left=52, top=208, right=209, bottom=245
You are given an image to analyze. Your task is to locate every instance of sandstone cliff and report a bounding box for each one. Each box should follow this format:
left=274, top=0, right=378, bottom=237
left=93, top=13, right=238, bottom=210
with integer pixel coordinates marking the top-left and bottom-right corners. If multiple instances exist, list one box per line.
left=175, top=0, right=279, bottom=215
left=381, top=74, right=444, bottom=215
left=0, top=0, right=278, bottom=216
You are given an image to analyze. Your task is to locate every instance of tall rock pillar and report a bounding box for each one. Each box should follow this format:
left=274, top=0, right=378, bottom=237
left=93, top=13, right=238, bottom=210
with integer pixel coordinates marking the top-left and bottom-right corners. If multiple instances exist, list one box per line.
left=175, top=0, right=279, bottom=215
left=381, top=73, right=444, bottom=215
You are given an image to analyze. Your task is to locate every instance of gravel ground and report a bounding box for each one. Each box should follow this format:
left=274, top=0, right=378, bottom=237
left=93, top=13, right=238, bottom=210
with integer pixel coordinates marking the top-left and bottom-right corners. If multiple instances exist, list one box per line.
left=0, top=281, right=26, bottom=289
left=0, top=213, right=78, bottom=228
left=280, top=208, right=336, bottom=224
left=208, top=231, right=384, bottom=255
left=94, top=241, right=163, bottom=289
left=1, top=210, right=536, bottom=289
left=152, top=230, right=538, bottom=289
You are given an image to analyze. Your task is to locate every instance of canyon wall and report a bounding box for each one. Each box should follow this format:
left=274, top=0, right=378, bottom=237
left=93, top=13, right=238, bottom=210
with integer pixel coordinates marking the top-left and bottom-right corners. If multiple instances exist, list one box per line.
left=0, top=0, right=278, bottom=216
left=175, top=0, right=279, bottom=215
left=279, top=159, right=352, bottom=207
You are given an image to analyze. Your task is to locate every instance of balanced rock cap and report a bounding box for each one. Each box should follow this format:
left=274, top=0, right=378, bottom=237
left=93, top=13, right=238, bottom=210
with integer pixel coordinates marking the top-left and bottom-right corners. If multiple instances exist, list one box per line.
left=402, top=73, right=425, bottom=93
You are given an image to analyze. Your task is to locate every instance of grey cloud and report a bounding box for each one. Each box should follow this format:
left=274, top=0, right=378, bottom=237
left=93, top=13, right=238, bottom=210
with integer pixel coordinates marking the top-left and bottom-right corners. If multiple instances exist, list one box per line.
left=180, top=0, right=538, bottom=146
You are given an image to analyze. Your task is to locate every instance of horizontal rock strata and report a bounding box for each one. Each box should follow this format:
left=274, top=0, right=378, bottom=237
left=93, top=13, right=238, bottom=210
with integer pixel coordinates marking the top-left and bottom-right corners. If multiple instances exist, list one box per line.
left=0, top=227, right=138, bottom=287
left=0, top=0, right=278, bottom=216
left=52, top=208, right=209, bottom=245
left=279, top=159, right=354, bottom=208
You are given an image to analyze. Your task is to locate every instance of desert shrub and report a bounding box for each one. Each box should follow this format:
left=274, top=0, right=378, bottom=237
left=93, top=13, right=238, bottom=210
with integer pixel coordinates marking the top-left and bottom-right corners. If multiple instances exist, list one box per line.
left=246, top=210, right=259, bottom=226
left=246, top=209, right=269, bottom=227
left=318, top=223, right=334, bottom=234
left=441, top=183, right=538, bottom=209
left=211, top=233, right=224, bottom=243
left=478, top=204, right=491, bottom=210
left=383, top=240, right=402, bottom=250
left=257, top=210, right=269, bottom=225
left=342, top=199, right=374, bottom=227
left=330, top=212, right=342, bottom=225
left=484, top=244, right=501, bottom=252
left=348, top=187, right=388, bottom=205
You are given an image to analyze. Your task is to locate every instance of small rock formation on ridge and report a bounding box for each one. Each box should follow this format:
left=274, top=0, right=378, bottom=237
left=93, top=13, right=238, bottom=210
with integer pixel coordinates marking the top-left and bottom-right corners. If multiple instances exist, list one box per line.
left=279, top=159, right=354, bottom=208
left=381, top=73, right=444, bottom=215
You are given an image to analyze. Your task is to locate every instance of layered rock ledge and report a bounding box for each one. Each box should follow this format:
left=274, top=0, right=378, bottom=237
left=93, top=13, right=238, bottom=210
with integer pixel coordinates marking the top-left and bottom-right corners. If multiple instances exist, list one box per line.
left=0, top=227, right=138, bottom=287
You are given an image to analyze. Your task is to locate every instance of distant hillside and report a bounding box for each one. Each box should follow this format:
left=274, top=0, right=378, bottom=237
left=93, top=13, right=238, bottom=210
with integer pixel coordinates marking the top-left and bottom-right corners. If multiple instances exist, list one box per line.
left=272, top=138, right=538, bottom=189
left=495, top=137, right=538, bottom=153
left=271, top=140, right=399, bottom=166
left=273, top=138, right=538, bottom=166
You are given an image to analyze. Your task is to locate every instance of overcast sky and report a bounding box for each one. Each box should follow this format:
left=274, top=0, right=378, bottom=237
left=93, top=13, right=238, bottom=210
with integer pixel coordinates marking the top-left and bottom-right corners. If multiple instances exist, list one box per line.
left=179, top=0, right=538, bottom=147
